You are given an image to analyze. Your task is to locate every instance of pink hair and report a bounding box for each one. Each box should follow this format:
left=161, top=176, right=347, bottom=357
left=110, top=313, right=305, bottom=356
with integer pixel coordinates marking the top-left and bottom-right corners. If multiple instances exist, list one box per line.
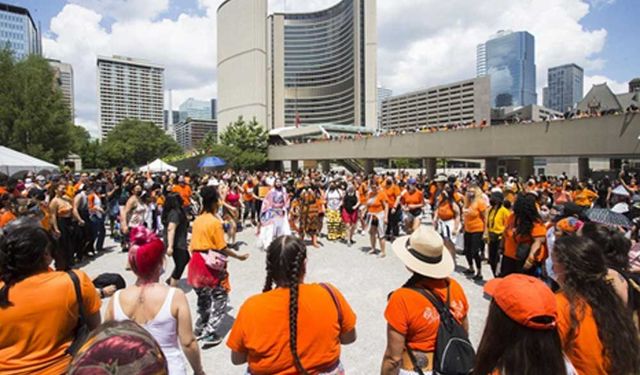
left=128, top=227, right=165, bottom=283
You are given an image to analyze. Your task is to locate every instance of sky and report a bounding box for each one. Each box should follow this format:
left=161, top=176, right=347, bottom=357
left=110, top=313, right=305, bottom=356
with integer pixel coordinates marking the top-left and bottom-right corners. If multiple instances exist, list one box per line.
left=9, top=0, right=639, bottom=137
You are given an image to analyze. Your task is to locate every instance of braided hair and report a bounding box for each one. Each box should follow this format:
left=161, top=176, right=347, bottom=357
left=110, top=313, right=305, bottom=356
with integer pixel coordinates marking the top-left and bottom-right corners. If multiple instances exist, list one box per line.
left=263, top=235, right=308, bottom=374
left=0, top=218, right=52, bottom=307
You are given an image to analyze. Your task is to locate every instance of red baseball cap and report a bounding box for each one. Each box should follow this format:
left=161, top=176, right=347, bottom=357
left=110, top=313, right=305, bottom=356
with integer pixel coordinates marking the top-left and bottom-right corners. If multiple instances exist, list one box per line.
left=484, top=274, right=557, bottom=330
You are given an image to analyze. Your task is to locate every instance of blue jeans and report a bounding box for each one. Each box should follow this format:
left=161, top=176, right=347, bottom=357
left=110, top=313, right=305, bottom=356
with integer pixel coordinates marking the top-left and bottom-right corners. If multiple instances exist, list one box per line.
left=90, top=215, right=106, bottom=252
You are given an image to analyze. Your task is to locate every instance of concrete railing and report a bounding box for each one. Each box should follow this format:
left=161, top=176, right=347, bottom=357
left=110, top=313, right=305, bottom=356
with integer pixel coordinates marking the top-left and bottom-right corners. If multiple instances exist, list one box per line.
left=267, top=113, right=640, bottom=161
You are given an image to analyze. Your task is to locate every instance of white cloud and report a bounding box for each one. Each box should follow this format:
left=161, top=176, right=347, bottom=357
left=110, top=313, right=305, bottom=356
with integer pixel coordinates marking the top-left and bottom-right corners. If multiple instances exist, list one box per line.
left=43, top=0, right=619, bottom=137
left=584, top=75, right=628, bottom=94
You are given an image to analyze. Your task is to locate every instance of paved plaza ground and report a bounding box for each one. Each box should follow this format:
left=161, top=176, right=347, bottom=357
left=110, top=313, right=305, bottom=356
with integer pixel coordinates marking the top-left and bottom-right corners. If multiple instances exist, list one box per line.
left=82, top=221, right=491, bottom=374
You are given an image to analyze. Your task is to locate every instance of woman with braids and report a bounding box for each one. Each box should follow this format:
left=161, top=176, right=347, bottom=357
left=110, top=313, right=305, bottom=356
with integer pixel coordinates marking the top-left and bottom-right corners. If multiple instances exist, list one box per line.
left=188, top=186, right=249, bottom=346
left=382, top=227, right=469, bottom=375
left=500, top=193, right=546, bottom=277
left=0, top=219, right=101, bottom=374
left=227, top=235, right=357, bottom=374
left=552, top=236, right=640, bottom=375
left=49, top=182, right=76, bottom=270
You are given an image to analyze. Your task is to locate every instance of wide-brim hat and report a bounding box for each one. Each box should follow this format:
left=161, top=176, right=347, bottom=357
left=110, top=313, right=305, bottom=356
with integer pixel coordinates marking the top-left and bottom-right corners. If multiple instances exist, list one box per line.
left=434, top=174, right=448, bottom=183
left=392, top=226, right=454, bottom=279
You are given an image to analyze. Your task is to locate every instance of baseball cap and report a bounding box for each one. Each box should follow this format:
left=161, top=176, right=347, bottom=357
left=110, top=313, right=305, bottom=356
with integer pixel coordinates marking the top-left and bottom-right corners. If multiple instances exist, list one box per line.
left=556, top=217, right=583, bottom=233
left=484, top=274, right=557, bottom=330
left=407, top=178, right=417, bottom=185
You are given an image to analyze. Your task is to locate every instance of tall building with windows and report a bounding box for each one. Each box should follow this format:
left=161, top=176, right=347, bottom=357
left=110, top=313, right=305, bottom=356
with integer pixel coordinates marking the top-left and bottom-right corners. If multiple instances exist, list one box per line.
left=0, top=2, right=41, bottom=60
left=178, top=98, right=213, bottom=122
left=210, top=98, right=217, bottom=119
left=477, top=30, right=536, bottom=108
left=377, top=86, right=393, bottom=130
left=217, top=0, right=377, bottom=133
left=546, top=63, right=583, bottom=113
left=175, top=118, right=218, bottom=151
left=48, top=59, right=74, bottom=121
left=163, top=110, right=180, bottom=131
left=97, top=55, right=164, bottom=138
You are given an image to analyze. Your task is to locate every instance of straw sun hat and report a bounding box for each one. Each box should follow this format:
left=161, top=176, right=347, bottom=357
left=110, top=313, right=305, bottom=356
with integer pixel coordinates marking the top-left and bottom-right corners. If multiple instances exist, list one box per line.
left=392, top=226, right=454, bottom=279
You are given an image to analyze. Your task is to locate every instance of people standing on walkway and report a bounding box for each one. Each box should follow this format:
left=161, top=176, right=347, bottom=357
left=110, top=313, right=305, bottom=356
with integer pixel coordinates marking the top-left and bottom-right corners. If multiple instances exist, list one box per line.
left=341, top=185, right=359, bottom=246
left=105, top=227, right=205, bottom=375
left=382, top=227, right=469, bottom=375
left=87, top=184, right=106, bottom=253
left=49, top=182, right=75, bottom=270
left=433, top=183, right=461, bottom=262
left=500, top=194, right=546, bottom=277
left=366, top=180, right=389, bottom=257
left=462, top=184, right=487, bottom=280
left=552, top=236, right=640, bottom=375
left=296, top=177, right=322, bottom=248
left=121, top=184, right=147, bottom=245
left=257, top=179, right=291, bottom=251
left=398, top=178, right=424, bottom=235
left=475, top=274, right=576, bottom=375
left=188, top=186, right=249, bottom=346
left=325, top=180, right=344, bottom=241
left=222, top=181, right=243, bottom=247
left=162, top=192, right=190, bottom=287
left=0, top=219, right=102, bottom=374
left=241, top=177, right=257, bottom=227
left=227, top=235, right=356, bottom=374
left=383, top=177, right=402, bottom=241
left=484, top=191, right=510, bottom=277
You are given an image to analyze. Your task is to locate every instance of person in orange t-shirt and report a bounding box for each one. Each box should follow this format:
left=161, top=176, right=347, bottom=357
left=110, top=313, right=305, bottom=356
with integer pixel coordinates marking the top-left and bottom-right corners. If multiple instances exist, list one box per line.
left=366, top=181, right=389, bottom=257
left=552, top=236, right=640, bottom=375
left=0, top=221, right=101, bottom=375
left=500, top=194, right=546, bottom=277
left=0, top=194, right=16, bottom=228
left=383, top=227, right=468, bottom=375
left=172, top=176, right=192, bottom=208
left=462, top=185, right=487, bottom=280
left=382, top=177, right=402, bottom=240
left=228, top=236, right=356, bottom=375
left=572, top=183, right=598, bottom=208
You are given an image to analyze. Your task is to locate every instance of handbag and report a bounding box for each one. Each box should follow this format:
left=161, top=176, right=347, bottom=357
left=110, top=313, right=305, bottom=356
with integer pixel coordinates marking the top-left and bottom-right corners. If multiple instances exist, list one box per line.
left=203, top=250, right=228, bottom=272
left=65, top=271, right=90, bottom=356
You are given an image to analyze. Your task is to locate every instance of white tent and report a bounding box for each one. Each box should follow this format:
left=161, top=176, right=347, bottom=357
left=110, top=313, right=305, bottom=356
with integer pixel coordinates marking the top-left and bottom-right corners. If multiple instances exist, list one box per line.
left=0, top=146, right=59, bottom=177
left=138, top=158, right=177, bottom=173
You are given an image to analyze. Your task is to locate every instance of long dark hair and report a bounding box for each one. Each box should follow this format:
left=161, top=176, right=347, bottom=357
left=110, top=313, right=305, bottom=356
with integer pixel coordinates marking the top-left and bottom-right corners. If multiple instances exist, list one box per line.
left=200, top=186, right=220, bottom=214
left=580, top=222, right=631, bottom=272
left=0, top=219, right=52, bottom=307
left=554, top=236, right=640, bottom=375
left=474, top=301, right=566, bottom=375
left=263, top=235, right=308, bottom=375
left=513, top=194, right=540, bottom=237
left=161, top=192, right=185, bottom=225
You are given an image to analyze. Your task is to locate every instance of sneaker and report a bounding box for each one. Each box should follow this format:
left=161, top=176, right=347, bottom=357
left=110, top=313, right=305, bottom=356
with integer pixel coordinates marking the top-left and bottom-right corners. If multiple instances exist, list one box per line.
left=463, top=268, right=475, bottom=275
left=201, top=333, right=223, bottom=346
left=473, top=273, right=484, bottom=282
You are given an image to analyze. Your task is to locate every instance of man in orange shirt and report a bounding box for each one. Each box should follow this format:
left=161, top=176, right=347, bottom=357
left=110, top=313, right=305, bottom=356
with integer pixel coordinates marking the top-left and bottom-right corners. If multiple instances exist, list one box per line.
left=241, top=177, right=257, bottom=227
left=172, top=176, right=192, bottom=208
left=382, top=177, right=402, bottom=240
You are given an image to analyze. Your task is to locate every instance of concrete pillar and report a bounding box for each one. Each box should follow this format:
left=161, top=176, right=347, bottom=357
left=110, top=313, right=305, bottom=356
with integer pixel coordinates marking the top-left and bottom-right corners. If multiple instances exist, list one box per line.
left=363, top=159, right=374, bottom=176
left=320, top=160, right=331, bottom=173
left=518, top=157, right=534, bottom=178
left=290, top=160, right=299, bottom=173
left=485, top=157, right=498, bottom=178
left=422, top=158, right=437, bottom=179
left=578, top=157, right=590, bottom=181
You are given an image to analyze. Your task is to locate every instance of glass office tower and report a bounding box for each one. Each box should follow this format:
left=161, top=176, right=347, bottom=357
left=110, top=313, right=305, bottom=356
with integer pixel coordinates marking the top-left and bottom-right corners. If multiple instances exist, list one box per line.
left=547, top=63, right=583, bottom=113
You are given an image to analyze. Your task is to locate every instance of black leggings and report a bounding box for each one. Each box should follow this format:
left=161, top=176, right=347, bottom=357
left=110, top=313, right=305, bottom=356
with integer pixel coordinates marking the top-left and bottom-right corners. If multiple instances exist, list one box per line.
left=463, top=232, right=484, bottom=271
left=171, top=247, right=190, bottom=280
left=55, top=217, right=74, bottom=271
left=488, top=238, right=501, bottom=276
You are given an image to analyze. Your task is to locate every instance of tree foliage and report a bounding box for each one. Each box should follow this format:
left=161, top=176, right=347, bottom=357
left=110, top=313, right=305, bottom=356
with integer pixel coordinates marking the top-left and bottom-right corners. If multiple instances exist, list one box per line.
left=0, top=48, right=74, bottom=162
left=100, top=119, right=182, bottom=167
left=215, top=116, right=268, bottom=170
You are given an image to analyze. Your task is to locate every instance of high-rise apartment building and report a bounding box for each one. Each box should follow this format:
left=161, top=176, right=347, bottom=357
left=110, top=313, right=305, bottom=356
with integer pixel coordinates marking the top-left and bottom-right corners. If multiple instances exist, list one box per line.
left=48, top=59, right=74, bottom=121
left=0, top=2, right=41, bottom=60
left=377, top=86, right=393, bottom=130
left=546, top=64, right=583, bottom=113
left=163, top=110, right=180, bottom=131
left=175, top=118, right=217, bottom=151
left=210, top=98, right=217, bottom=119
left=178, top=98, right=213, bottom=122
left=380, top=76, right=491, bottom=132
left=97, top=55, right=164, bottom=138
left=477, top=30, right=536, bottom=108
left=217, top=0, right=377, bottom=133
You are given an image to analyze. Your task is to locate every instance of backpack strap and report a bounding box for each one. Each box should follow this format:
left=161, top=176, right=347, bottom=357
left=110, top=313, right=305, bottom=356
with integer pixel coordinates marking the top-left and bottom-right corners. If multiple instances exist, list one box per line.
left=320, top=283, right=343, bottom=328
left=65, top=270, right=86, bottom=355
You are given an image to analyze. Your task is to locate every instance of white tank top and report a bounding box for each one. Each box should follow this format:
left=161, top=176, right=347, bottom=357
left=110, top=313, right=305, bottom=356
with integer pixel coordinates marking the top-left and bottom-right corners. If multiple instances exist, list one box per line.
left=113, top=288, right=187, bottom=374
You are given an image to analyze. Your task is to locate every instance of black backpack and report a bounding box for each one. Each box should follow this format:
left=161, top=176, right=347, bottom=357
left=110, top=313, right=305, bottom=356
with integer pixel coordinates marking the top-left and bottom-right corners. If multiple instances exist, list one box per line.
left=407, top=287, right=475, bottom=375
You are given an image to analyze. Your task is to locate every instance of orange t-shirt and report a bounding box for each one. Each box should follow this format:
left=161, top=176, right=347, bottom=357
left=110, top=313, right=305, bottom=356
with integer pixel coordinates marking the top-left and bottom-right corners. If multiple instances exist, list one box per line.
left=383, top=184, right=401, bottom=207
left=401, top=190, right=424, bottom=206
left=227, top=283, right=356, bottom=375
left=242, top=182, right=255, bottom=202
left=190, top=213, right=226, bottom=251
left=172, top=184, right=192, bottom=207
left=428, top=184, right=438, bottom=205
left=573, top=189, right=598, bottom=208
left=0, top=210, right=16, bottom=228
left=367, top=191, right=388, bottom=214
left=0, top=269, right=101, bottom=375
left=502, top=214, right=547, bottom=261
left=258, top=186, right=270, bottom=199
left=463, top=200, right=487, bottom=233
left=556, top=293, right=607, bottom=375
left=437, top=200, right=456, bottom=221
left=385, top=278, right=468, bottom=352
left=357, top=182, right=369, bottom=204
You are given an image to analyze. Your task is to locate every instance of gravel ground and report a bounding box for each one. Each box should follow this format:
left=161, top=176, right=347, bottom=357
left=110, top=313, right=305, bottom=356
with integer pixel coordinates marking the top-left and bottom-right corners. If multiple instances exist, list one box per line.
left=81, top=220, right=491, bottom=374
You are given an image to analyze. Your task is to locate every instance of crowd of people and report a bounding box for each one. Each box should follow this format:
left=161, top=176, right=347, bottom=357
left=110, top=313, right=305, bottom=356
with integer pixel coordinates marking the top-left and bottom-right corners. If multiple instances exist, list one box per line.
left=1, top=166, right=640, bottom=374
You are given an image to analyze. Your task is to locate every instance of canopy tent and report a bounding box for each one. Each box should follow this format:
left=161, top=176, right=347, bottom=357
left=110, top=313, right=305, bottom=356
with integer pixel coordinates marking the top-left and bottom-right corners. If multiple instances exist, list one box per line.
left=138, top=159, right=177, bottom=173
left=0, top=146, right=59, bottom=177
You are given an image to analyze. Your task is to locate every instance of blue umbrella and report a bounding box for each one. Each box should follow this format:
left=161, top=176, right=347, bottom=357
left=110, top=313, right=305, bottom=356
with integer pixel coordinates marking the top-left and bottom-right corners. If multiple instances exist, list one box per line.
left=198, top=156, right=226, bottom=168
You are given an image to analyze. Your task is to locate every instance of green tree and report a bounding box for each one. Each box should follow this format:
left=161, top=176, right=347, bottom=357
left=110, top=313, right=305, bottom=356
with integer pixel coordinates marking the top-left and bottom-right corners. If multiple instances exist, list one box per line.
left=100, top=119, right=182, bottom=167
left=0, top=48, right=74, bottom=162
left=197, top=131, right=218, bottom=155
left=220, top=116, right=268, bottom=153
